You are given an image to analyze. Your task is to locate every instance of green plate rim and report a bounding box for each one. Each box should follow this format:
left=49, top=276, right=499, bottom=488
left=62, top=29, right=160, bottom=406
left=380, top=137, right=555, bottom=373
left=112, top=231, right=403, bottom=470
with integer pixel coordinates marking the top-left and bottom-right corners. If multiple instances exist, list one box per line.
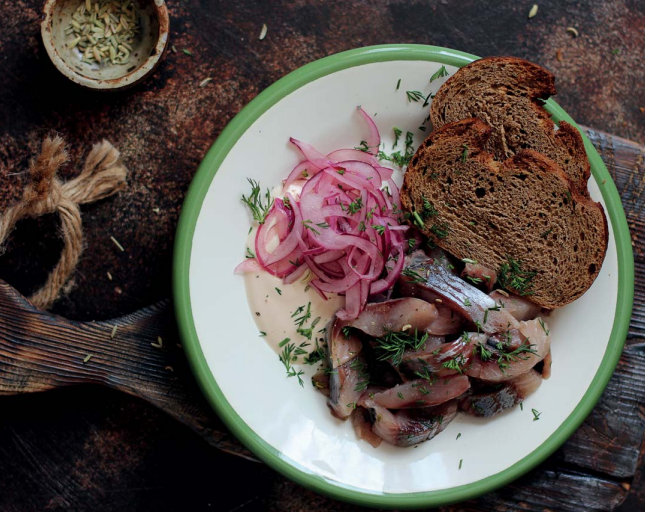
left=173, top=44, right=634, bottom=509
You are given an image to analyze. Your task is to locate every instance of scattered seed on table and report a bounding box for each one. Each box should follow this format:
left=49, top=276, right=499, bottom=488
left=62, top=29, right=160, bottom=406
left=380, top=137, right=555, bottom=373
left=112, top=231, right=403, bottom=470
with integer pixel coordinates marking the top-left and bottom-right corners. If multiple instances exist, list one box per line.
left=528, top=4, right=538, bottom=18
left=110, top=236, right=125, bottom=252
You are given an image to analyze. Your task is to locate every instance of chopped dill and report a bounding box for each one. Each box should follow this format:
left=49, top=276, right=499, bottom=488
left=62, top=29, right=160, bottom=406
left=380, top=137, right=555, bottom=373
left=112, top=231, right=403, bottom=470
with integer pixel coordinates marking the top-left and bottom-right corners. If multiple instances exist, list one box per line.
left=406, top=90, right=425, bottom=102
left=241, top=178, right=273, bottom=224
left=373, top=328, right=428, bottom=366
left=429, top=65, right=449, bottom=83
left=497, top=257, right=537, bottom=296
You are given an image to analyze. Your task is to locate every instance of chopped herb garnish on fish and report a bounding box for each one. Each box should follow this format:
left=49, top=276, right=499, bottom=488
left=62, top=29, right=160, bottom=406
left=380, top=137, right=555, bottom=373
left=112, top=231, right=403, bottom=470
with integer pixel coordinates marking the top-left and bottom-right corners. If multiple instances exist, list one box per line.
left=373, top=225, right=386, bottom=235
left=259, top=331, right=267, bottom=337
left=441, top=353, right=468, bottom=373
left=402, top=267, right=427, bottom=283
left=374, top=328, right=428, bottom=366
left=459, top=459, right=463, bottom=470
left=246, top=247, right=256, bottom=259
left=396, top=78, right=401, bottom=90
left=456, top=432, right=462, bottom=440
left=275, top=287, right=282, bottom=295
left=538, top=317, right=550, bottom=335
left=532, top=408, right=541, bottom=421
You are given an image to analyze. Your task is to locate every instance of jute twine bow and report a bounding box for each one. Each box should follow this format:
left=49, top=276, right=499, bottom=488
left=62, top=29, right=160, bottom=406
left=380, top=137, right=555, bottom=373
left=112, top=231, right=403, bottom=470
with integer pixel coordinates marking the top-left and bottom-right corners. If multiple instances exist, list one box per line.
left=0, top=136, right=127, bottom=309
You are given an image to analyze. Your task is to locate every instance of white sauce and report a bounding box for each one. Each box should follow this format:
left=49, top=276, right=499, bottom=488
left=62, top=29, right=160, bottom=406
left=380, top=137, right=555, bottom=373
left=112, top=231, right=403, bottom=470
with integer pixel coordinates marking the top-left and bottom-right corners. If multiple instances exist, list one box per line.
left=243, top=214, right=344, bottom=358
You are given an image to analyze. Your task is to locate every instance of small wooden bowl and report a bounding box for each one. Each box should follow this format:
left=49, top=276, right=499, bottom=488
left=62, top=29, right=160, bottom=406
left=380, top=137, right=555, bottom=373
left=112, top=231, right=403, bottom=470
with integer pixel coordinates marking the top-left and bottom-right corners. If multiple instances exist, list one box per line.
left=41, top=0, right=169, bottom=90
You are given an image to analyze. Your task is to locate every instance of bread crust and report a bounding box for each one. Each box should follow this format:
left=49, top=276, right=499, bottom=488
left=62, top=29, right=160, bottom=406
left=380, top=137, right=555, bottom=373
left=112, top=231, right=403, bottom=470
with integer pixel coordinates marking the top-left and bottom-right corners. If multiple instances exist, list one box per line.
left=401, top=118, right=608, bottom=308
left=430, top=57, right=591, bottom=196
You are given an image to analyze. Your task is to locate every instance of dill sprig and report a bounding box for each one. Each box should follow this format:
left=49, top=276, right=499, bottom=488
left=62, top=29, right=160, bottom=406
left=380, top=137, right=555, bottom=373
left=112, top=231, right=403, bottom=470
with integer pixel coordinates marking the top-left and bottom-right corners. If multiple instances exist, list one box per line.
left=474, top=340, right=538, bottom=372
left=298, top=317, right=321, bottom=341
left=241, top=178, right=273, bottom=224
left=378, top=131, right=415, bottom=167
left=293, top=302, right=312, bottom=329
left=402, top=267, right=427, bottom=283
left=497, top=257, right=537, bottom=296
left=350, top=357, right=370, bottom=392
left=393, top=127, right=402, bottom=148
left=279, top=343, right=305, bottom=386
left=461, top=143, right=469, bottom=163
left=373, top=328, right=428, bottom=366
left=429, top=65, right=449, bottom=83
left=406, top=90, right=425, bottom=103
left=441, top=353, right=468, bottom=373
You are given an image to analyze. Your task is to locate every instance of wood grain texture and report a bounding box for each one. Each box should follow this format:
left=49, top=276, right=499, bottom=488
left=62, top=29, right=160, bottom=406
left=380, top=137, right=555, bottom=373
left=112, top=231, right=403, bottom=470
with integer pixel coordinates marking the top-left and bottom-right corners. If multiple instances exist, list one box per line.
left=0, top=126, right=641, bottom=512
left=0, top=1, right=644, bottom=510
left=0, top=280, right=255, bottom=461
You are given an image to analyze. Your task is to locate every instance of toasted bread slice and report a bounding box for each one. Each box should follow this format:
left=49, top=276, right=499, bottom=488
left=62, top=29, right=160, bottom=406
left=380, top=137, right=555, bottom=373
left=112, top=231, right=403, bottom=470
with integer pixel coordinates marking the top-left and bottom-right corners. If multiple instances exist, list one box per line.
left=430, top=57, right=591, bottom=196
left=400, top=118, right=608, bottom=309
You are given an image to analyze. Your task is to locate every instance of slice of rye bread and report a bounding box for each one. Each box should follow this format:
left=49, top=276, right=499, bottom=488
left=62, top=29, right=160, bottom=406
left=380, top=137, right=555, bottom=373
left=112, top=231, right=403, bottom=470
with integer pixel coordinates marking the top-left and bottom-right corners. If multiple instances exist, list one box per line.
left=430, top=57, right=591, bottom=196
left=400, top=118, right=608, bottom=309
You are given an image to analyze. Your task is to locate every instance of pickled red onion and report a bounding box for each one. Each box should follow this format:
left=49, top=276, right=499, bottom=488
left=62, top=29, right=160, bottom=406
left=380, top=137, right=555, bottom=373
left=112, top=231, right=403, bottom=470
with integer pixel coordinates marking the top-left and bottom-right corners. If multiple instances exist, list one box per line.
left=237, top=108, right=409, bottom=320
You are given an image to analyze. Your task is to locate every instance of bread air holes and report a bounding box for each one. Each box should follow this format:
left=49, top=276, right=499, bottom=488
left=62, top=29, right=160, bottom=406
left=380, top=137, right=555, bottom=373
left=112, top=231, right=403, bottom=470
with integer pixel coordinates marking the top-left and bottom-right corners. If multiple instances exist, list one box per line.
left=475, top=187, right=486, bottom=198
left=589, top=263, right=596, bottom=274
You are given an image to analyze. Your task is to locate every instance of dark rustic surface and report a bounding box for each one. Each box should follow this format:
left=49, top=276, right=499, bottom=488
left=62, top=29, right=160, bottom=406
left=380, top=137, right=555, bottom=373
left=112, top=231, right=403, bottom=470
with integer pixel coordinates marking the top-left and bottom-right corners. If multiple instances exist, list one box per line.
left=0, top=0, right=644, bottom=511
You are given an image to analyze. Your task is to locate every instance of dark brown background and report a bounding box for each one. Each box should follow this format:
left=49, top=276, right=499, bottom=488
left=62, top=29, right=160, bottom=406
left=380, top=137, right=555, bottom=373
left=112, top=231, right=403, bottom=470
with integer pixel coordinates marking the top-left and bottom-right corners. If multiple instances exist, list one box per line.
left=0, top=0, right=644, bottom=510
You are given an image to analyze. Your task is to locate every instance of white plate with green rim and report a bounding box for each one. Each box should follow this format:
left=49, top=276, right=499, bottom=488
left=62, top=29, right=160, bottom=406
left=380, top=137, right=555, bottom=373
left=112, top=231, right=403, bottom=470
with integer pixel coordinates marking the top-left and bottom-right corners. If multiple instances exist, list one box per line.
left=173, top=45, right=634, bottom=508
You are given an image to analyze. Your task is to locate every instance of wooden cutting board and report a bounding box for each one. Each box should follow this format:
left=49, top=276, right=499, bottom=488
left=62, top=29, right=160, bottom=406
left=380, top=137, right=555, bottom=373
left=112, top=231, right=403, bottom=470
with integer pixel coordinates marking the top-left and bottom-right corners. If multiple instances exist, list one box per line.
left=0, top=127, right=642, bottom=511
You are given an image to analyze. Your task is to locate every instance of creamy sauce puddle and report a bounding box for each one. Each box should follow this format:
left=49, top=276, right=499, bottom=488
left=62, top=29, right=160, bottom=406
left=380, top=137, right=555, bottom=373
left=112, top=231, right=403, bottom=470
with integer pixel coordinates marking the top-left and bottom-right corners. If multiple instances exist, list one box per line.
left=244, top=220, right=344, bottom=359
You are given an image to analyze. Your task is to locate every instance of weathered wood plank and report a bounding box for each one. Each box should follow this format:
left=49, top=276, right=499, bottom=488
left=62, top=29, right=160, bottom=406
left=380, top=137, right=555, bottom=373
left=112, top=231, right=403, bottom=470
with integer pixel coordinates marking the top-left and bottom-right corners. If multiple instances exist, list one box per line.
left=583, top=128, right=645, bottom=341
left=0, top=124, right=642, bottom=511
left=0, top=281, right=256, bottom=462
left=257, top=465, right=629, bottom=512
left=559, top=346, right=645, bottom=479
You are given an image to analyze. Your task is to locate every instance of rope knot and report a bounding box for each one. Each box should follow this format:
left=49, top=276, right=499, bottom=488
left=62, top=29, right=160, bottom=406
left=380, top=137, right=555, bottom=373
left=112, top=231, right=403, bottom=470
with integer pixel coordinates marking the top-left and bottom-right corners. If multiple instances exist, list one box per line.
left=0, top=136, right=128, bottom=309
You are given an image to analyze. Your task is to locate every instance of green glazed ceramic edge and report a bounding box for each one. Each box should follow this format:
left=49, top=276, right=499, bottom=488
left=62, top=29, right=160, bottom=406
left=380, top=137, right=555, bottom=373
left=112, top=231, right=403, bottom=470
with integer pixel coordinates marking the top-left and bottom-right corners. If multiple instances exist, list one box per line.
left=173, top=44, right=634, bottom=509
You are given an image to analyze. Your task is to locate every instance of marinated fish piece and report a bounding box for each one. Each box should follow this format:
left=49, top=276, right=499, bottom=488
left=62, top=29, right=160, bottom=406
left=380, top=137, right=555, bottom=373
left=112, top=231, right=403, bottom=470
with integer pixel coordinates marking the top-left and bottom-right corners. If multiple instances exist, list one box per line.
left=312, top=369, right=330, bottom=397
left=371, top=374, right=470, bottom=409
left=541, top=349, right=552, bottom=379
left=459, top=369, right=543, bottom=417
left=328, top=318, right=362, bottom=368
left=428, top=305, right=465, bottom=335
left=466, top=318, right=551, bottom=382
left=490, top=290, right=541, bottom=321
left=399, top=333, right=486, bottom=379
left=462, top=262, right=497, bottom=292
left=339, top=297, right=438, bottom=338
left=487, top=328, right=527, bottom=352
left=351, top=407, right=382, bottom=448
left=400, top=261, right=518, bottom=334
left=328, top=355, right=370, bottom=419
left=364, top=398, right=458, bottom=447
